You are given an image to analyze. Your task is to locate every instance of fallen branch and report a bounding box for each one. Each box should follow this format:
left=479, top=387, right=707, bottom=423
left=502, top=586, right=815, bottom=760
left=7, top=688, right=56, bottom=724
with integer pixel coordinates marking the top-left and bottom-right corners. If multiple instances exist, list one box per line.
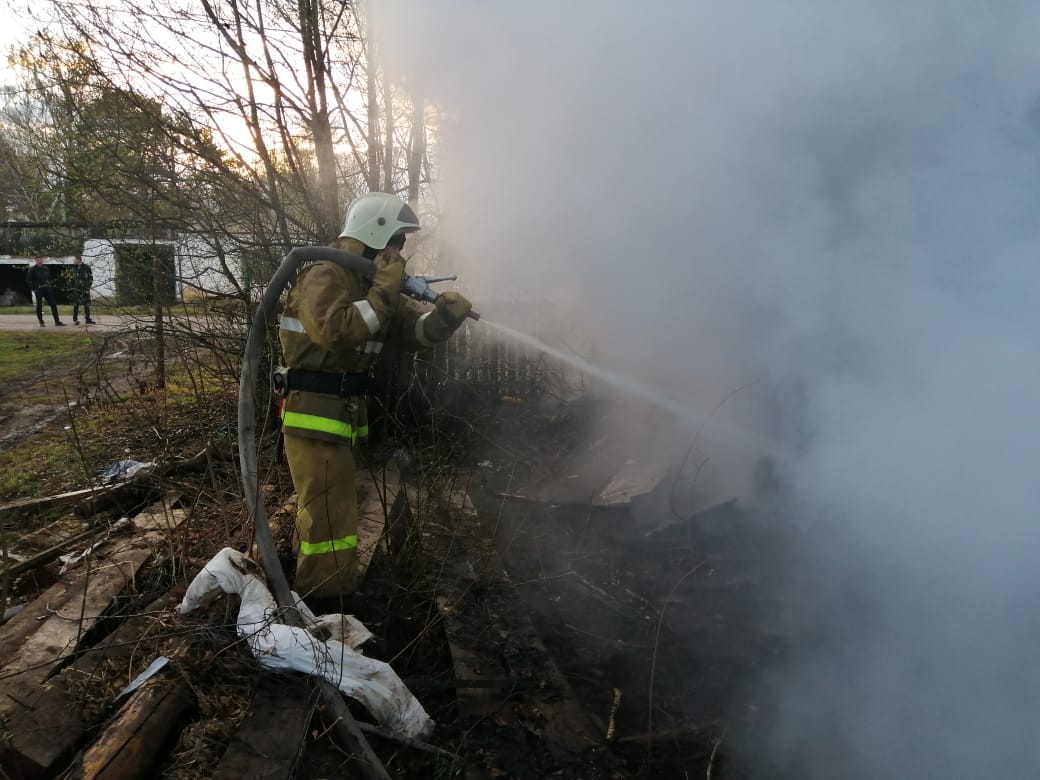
left=355, top=721, right=459, bottom=760
left=615, top=720, right=721, bottom=746
left=1, top=522, right=116, bottom=580
left=0, top=444, right=213, bottom=522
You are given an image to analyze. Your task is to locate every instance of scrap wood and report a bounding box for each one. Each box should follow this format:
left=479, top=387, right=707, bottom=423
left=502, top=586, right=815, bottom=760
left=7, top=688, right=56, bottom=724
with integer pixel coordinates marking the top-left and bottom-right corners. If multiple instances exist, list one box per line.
left=0, top=484, right=112, bottom=521
left=0, top=445, right=209, bottom=522
left=614, top=720, right=722, bottom=745
left=355, top=721, right=459, bottom=760
left=1, top=594, right=173, bottom=777
left=75, top=676, right=196, bottom=780
left=0, top=495, right=191, bottom=722
left=0, top=520, right=123, bottom=580
left=1, top=493, right=184, bottom=580
left=0, top=542, right=155, bottom=709
left=435, top=596, right=518, bottom=719
left=131, top=492, right=189, bottom=538
left=210, top=674, right=318, bottom=780
left=76, top=446, right=212, bottom=516
left=426, top=503, right=630, bottom=779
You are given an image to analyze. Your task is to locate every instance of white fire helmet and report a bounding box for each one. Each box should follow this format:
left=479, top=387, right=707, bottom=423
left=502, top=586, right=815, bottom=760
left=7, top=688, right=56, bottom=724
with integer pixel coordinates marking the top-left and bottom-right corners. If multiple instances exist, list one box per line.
left=339, top=192, right=421, bottom=250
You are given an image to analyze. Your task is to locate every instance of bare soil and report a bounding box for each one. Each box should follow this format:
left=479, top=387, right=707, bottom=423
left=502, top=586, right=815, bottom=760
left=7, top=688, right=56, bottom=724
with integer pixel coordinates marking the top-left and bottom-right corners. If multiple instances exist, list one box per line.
left=0, top=324, right=150, bottom=453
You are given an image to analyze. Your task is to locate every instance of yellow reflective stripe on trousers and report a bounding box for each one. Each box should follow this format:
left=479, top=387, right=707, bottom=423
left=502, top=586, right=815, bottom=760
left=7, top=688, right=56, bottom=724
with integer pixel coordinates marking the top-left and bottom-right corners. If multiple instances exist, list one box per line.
left=281, top=410, right=368, bottom=441
left=299, top=535, right=358, bottom=555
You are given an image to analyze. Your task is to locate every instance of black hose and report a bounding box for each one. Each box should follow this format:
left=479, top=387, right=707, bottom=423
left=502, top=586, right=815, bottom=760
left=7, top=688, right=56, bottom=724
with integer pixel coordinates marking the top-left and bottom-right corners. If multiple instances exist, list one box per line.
left=237, top=246, right=375, bottom=615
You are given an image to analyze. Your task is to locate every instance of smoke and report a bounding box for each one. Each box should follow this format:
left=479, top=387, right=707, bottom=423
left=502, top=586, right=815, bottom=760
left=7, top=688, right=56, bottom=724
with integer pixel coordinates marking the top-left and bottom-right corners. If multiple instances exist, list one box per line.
left=378, top=2, right=1040, bottom=776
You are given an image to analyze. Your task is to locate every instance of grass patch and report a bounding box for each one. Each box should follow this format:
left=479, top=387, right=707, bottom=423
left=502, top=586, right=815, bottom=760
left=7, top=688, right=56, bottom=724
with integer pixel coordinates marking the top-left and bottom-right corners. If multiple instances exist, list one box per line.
left=0, top=331, right=95, bottom=384
left=0, top=382, right=236, bottom=502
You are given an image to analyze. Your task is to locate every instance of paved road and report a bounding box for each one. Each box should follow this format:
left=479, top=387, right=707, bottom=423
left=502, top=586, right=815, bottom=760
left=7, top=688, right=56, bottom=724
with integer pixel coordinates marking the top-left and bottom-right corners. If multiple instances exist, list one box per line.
left=0, top=314, right=125, bottom=332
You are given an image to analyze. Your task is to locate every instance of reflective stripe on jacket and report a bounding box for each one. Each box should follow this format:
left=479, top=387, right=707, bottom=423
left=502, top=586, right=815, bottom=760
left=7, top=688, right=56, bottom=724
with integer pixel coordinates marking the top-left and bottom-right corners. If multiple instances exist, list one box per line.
left=278, top=236, right=436, bottom=445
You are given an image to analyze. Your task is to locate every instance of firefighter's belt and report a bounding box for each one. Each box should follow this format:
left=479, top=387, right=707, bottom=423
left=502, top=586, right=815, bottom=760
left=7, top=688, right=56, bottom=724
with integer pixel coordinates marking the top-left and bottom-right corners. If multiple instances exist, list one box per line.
left=286, top=368, right=371, bottom=396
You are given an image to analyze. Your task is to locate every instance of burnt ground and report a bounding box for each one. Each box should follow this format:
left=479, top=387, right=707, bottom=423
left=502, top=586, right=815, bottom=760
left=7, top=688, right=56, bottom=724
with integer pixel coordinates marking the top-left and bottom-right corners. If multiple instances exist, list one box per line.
left=0, top=344, right=805, bottom=780
left=445, top=396, right=798, bottom=780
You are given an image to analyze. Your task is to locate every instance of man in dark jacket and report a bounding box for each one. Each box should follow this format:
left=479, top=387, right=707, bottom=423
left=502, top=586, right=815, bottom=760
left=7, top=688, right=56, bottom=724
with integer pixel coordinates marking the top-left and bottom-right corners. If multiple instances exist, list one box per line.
left=69, top=256, right=95, bottom=325
left=25, top=257, right=65, bottom=327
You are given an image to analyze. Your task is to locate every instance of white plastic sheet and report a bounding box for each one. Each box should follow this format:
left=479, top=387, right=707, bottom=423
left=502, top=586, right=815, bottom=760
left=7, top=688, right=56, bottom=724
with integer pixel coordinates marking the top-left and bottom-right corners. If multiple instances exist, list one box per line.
left=179, top=547, right=433, bottom=739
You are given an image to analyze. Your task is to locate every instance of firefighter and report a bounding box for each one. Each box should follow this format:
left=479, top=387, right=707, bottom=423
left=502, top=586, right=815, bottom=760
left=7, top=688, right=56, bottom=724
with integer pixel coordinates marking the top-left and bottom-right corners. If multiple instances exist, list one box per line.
left=278, top=192, right=471, bottom=603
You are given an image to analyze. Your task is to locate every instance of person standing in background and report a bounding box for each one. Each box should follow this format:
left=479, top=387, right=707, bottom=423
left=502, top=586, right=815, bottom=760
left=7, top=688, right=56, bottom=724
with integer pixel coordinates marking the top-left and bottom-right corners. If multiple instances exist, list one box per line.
left=70, top=256, right=95, bottom=325
left=25, top=257, right=65, bottom=327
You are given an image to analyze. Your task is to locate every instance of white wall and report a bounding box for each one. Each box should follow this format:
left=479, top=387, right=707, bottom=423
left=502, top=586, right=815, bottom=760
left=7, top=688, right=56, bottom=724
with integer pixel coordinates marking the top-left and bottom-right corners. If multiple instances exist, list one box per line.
left=81, top=237, right=242, bottom=301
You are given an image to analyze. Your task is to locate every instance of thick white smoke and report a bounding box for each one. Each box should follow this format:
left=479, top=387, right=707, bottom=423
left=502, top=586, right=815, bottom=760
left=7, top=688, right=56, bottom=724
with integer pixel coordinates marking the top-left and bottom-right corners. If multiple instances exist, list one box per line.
left=379, top=2, right=1040, bottom=776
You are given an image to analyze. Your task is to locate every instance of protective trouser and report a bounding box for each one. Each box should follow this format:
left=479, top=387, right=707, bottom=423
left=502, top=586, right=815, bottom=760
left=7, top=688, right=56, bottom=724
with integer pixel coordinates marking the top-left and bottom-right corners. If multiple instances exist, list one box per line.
left=283, top=432, right=359, bottom=599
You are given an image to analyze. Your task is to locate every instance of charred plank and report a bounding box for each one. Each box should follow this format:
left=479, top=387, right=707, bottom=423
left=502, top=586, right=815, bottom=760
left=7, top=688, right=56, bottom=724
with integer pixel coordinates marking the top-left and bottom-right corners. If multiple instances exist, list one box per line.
left=211, top=674, right=317, bottom=780
left=73, top=677, right=196, bottom=780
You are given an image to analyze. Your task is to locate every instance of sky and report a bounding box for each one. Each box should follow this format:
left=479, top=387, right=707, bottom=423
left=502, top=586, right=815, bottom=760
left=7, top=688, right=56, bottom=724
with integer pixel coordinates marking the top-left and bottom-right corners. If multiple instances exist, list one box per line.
left=378, top=2, right=1040, bottom=777
left=0, top=3, right=35, bottom=73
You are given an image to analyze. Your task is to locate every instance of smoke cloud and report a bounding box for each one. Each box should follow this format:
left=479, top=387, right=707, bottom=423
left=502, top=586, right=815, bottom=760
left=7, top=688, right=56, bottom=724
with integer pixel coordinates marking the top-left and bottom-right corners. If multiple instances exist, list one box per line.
left=379, top=2, right=1040, bottom=776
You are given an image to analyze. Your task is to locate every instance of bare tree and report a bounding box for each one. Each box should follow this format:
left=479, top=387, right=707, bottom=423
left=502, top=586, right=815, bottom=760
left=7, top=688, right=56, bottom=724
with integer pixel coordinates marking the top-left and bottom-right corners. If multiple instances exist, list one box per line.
left=6, top=0, right=432, bottom=260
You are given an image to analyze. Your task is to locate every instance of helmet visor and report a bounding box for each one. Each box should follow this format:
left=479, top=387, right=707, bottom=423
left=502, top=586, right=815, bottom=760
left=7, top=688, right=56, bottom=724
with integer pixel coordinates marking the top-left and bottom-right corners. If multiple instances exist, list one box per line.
left=396, top=201, right=420, bottom=231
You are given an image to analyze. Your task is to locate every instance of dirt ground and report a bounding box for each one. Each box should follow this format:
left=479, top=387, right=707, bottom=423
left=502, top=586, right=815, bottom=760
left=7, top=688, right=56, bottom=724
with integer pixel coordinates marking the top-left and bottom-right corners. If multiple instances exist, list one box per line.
left=0, top=313, right=123, bottom=332
left=0, top=318, right=154, bottom=453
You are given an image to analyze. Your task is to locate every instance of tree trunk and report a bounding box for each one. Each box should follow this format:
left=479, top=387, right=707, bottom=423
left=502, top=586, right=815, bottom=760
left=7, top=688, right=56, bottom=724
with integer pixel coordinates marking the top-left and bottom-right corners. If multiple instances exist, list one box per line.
left=299, top=0, right=340, bottom=238
left=364, top=2, right=381, bottom=191
left=407, top=92, right=425, bottom=206
left=382, top=69, right=394, bottom=193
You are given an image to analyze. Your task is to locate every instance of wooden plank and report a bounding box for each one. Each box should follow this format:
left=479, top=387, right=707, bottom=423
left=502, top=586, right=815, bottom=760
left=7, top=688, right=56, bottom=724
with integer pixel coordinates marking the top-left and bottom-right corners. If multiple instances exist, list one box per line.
left=0, top=543, right=155, bottom=707
left=0, top=496, right=191, bottom=721
left=0, top=485, right=115, bottom=521
left=1, top=595, right=172, bottom=779
left=356, top=466, right=405, bottom=584
left=426, top=488, right=629, bottom=779
left=132, top=504, right=188, bottom=535
left=211, top=674, right=317, bottom=780
left=0, top=445, right=210, bottom=522
left=436, top=596, right=517, bottom=720
left=1, top=522, right=112, bottom=579
left=75, top=677, right=195, bottom=780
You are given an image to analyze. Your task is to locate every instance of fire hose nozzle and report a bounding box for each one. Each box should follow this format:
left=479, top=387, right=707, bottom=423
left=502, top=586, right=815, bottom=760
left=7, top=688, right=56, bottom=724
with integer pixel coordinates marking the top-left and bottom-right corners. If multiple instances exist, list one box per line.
left=402, top=274, right=480, bottom=321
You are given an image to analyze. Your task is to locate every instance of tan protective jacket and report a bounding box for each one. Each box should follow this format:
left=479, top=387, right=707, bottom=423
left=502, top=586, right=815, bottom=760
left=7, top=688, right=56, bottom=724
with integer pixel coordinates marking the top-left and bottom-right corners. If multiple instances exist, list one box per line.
left=278, top=237, right=456, bottom=444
